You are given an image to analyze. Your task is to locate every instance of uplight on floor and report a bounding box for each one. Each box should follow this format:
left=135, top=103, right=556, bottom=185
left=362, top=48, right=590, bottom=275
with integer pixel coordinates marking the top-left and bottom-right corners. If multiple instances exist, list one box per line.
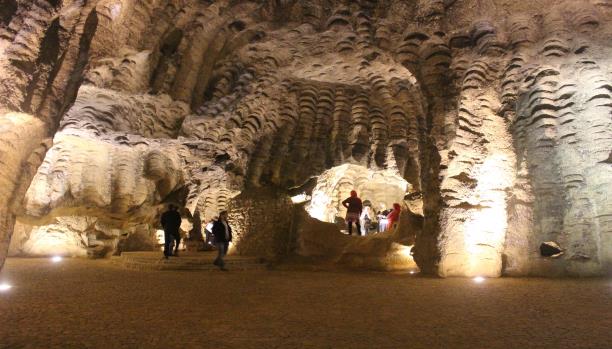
left=51, top=256, right=63, bottom=263
left=473, top=276, right=485, bottom=283
left=0, top=283, right=12, bottom=292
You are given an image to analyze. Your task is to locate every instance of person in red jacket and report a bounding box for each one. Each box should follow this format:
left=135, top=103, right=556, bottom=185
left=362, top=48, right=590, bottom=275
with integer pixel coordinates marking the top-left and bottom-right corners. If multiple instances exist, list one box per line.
left=386, top=203, right=401, bottom=232
left=342, top=190, right=363, bottom=235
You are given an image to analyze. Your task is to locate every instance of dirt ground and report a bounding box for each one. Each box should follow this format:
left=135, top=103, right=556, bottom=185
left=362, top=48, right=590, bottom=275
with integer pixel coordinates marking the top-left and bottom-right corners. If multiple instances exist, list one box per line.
left=0, top=258, right=610, bottom=349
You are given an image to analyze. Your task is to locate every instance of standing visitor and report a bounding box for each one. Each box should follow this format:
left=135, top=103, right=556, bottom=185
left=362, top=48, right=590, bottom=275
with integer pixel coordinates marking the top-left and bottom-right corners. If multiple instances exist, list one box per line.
left=161, top=204, right=182, bottom=258
left=376, top=210, right=385, bottom=232
left=342, top=190, right=363, bottom=235
left=212, top=211, right=232, bottom=271
left=386, top=203, right=402, bottom=232
left=360, top=203, right=373, bottom=235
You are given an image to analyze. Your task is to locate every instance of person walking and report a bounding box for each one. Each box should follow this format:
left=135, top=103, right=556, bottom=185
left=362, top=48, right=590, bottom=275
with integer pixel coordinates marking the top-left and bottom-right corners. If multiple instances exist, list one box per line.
left=342, top=190, right=363, bottom=235
left=161, top=204, right=182, bottom=258
left=212, top=211, right=232, bottom=271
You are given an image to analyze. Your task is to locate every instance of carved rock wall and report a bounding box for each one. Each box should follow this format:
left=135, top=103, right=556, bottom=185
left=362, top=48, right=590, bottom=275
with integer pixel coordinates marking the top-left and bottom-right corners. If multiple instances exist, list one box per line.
left=227, top=189, right=294, bottom=261
left=0, top=0, right=610, bottom=276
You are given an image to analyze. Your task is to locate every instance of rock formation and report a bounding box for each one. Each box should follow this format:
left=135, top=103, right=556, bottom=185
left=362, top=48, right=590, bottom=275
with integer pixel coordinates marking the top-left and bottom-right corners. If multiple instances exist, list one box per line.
left=0, top=0, right=610, bottom=276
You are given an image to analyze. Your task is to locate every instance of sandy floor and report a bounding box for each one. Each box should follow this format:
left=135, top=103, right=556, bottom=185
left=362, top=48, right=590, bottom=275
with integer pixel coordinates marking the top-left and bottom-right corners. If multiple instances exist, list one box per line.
left=0, top=258, right=610, bottom=349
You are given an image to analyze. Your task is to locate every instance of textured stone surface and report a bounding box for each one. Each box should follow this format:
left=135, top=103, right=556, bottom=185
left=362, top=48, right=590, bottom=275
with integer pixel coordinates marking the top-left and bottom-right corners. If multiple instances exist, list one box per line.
left=295, top=204, right=417, bottom=270
left=227, top=188, right=295, bottom=261
left=0, top=0, right=611, bottom=276
left=9, top=218, right=158, bottom=258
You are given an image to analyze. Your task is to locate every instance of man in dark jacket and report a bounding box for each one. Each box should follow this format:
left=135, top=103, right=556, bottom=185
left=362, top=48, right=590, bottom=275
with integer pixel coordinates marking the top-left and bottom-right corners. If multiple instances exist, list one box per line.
left=161, top=204, right=182, bottom=258
left=212, top=210, right=232, bottom=270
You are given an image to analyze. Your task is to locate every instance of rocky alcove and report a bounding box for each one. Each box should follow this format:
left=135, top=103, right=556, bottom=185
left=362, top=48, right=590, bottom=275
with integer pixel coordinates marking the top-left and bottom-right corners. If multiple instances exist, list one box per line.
left=0, top=0, right=610, bottom=277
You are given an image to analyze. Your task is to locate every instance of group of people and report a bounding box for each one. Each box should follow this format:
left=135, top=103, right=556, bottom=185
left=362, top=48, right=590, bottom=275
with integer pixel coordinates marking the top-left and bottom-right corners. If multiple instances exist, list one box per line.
left=160, top=205, right=233, bottom=271
left=160, top=189, right=399, bottom=269
left=341, top=190, right=401, bottom=236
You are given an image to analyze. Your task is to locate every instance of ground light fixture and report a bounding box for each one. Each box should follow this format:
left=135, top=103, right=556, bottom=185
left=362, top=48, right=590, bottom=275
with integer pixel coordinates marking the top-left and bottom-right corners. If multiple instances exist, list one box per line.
left=473, top=276, right=485, bottom=283
left=51, top=256, right=63, bottom=263
left=0, top=283, right=12, bottom=292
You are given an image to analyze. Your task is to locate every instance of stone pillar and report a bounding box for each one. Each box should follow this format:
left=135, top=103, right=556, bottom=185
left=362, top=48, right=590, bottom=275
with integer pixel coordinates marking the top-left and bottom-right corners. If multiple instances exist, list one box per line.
left=0, top=113, right=46, bottom=269
left=227, top=188, right=294, bottom=261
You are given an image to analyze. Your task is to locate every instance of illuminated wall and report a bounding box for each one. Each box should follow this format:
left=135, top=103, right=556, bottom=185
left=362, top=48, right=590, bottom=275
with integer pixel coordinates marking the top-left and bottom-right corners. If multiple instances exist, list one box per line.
left=0, top=0, right=610, bottom=276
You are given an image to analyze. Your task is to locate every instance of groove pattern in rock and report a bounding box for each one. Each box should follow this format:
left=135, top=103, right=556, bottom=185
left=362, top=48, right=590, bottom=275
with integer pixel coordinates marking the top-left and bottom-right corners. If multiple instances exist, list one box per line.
left=0, top=0, right=610, bottom=276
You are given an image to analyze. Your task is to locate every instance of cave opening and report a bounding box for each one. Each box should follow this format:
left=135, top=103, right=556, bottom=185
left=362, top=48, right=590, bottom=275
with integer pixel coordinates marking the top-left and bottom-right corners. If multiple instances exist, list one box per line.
left=282, top=163, right=420, bottom=272
left=304, top=164, right=411, bottom=235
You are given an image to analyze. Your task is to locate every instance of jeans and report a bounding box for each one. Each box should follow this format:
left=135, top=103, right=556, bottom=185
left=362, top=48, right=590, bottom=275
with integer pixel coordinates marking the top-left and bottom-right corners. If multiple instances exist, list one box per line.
left=164, top=231, right=172, bottom=257
left=164, top=231, right=180, bottom=257
left=214, top=242, right=229, bottom=267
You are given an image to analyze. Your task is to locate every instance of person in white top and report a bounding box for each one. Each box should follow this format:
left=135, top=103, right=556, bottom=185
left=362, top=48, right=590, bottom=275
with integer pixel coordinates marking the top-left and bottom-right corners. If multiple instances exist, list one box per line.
left=360, top=205, right=373, bottom=235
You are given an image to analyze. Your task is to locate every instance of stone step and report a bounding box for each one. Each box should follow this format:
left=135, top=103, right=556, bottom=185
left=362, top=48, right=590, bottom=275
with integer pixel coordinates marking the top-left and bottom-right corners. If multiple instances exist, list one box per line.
left=112, top=252, right=267, bottom=271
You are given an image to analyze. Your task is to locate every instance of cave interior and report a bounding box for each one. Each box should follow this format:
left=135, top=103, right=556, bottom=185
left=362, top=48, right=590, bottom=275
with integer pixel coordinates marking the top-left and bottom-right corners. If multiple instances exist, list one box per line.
left=0, top=0, right=611, bottom=278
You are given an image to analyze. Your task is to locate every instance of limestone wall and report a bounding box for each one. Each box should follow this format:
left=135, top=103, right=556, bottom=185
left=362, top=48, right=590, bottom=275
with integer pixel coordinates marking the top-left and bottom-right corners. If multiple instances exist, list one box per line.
left=227, top=189, right=294, bottom=261
left=0, top=0, right=610, bottom=276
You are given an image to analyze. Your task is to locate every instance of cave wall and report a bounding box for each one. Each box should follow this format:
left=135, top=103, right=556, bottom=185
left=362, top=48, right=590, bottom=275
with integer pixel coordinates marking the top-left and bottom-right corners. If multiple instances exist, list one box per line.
left=0, top=0, right=610, bottom=276
left=227, top=188, right=295, bottom=261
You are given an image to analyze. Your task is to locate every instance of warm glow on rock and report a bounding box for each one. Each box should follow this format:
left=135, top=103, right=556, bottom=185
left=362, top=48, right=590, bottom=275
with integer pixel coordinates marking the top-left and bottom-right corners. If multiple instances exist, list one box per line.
left=155, top=230, right=165, bottom=245
left=386, top=243, right=418, bottom=271
left=18, top=224, right=88, bottom=257
left=464, top=155, right=514, bottom=277
left=473, top=276, right=485, bottom=283
left=290, top=193, right=310, bottom=204
left=1, top=0, right=611, bottom=279
left=307, top=164, right=409, bottom=223
left=439, top=118, right=517, bottom=277
left=397, top=244, right=414, bottom=258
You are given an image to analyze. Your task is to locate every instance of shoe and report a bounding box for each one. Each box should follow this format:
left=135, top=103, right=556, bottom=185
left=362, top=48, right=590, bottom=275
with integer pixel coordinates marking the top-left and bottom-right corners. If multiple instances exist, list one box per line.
left=213, top=259, right=220, bottom=266
left=220, top=267, right=229, bottom=271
